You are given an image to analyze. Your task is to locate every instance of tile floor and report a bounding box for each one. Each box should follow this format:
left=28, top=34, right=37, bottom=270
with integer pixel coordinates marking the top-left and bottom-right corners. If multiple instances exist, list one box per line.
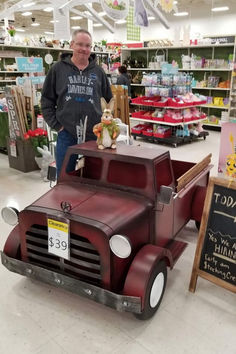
left=0, top=131, right=235, bottom=354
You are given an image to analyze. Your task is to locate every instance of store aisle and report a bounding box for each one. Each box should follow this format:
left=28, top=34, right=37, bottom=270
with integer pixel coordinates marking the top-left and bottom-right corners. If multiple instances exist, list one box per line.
left=0, top=131, right=235, bottom=354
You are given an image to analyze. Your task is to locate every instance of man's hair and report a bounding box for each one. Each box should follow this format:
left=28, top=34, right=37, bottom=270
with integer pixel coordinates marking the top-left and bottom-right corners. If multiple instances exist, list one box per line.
left=72, top=29, right=92, bottom=41
left=118, top=65, right=127, bottom=74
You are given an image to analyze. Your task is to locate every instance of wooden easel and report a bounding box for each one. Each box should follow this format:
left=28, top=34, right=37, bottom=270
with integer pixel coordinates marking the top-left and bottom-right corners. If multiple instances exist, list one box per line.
left=189, top=177, right=236, bottom=294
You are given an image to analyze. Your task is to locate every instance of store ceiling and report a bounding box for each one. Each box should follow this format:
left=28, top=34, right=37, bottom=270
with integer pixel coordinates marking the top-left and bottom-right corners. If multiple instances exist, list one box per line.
left=0, top=0, right=235, bottom=36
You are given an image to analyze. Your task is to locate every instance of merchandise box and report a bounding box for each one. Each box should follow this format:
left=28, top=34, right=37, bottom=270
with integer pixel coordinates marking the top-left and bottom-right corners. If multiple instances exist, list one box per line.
left=6, top=137, right=39, bottom=173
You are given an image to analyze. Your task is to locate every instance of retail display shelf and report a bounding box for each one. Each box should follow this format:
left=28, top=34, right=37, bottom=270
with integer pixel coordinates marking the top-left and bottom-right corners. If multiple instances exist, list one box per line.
left=130, top=117, right=206, bottom=126
left=128, top=68, right=161, bottom=71
left=201, top=104, right=229, bottom=109
left=122, top=43, right=234, bottom=51
left=203, top=122, right=221, bottom=127
left=0, top=44, right=114, bottom=56
left=131, top=130, right=209, bottom=147
left=131, top=103, right=205, bottom=109
left=192, top=87, right=230, bottom=91
left=0, top=79, right=16, bottom=82
left=179, top=68, right=232, bottom=72
left=0, top=71, right=34, bottom=73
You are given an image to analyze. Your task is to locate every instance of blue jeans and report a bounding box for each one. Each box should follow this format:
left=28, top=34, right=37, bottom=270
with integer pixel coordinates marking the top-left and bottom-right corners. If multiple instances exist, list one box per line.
left=56, top=129, right=77, bottom=177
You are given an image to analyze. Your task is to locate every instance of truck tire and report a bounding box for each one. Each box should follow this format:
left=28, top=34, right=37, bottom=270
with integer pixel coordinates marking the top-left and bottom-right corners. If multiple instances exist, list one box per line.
left=134, top=260, right=167, bottom=320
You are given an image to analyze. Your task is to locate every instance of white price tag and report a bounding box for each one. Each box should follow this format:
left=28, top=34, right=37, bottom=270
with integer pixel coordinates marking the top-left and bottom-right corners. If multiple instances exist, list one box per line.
left=48, top=218, right=70, bottom=260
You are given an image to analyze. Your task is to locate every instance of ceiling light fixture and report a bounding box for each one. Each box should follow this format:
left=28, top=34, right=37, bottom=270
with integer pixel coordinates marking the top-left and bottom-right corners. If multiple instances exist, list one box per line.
left=23, top=2, right=35, bottom=7
left=21, top=11, right=32, bottom=16
left=173, top=1, right=178, bottom=4
left=115, top=19, right=126, bottom=24
left=93, top=23, right=103, bottom=27
left=45, top=31, right=54, bottom=35
left=148, top=16, right=155, bottom=20
left=173, top=12, right=189, bottom=16
left=44, top=7, right=53, bottom=12
left=71, top=26, right=81, bottom=29
left=71, top=16, right=82, bottom=20
left=211, top=6, right=229, bottom=12
left=31, top=23, right=40, bottom=26
left=50, top=20, right=59, bottom=23
left=15, top=28, right=25, bottom=32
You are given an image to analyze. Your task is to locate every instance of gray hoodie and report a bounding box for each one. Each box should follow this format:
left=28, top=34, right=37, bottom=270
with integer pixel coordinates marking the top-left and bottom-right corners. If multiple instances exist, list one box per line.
left=41, top=53, right=112, bottom=140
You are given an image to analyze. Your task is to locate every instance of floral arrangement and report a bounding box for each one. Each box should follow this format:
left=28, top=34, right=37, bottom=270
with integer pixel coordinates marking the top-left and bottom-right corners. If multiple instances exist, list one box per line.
left=24, top=128, right=48, bottom=157
left=7, top=25, right=16, bottom=37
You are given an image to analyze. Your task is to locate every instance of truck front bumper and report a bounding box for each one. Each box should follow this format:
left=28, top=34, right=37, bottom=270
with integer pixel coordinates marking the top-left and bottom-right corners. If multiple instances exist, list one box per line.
left=1, top=252, right=141, bottom=314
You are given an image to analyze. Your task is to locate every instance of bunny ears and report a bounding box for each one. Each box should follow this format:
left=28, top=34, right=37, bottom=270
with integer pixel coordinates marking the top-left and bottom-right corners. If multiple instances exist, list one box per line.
left=101, top=97, right=115, bottom=113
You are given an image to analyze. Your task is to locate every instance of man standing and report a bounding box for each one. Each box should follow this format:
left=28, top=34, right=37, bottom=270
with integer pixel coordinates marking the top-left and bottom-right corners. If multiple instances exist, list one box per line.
left=41, top=29, right=112, bottom=177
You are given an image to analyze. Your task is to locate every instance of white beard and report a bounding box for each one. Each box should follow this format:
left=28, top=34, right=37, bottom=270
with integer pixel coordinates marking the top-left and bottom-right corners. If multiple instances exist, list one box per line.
left=102, top=128, right=112, bottom=147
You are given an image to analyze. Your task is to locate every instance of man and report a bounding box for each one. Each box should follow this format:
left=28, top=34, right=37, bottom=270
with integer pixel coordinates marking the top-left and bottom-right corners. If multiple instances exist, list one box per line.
left=41, top=29, right=112, bottom=177
left=117, top=65, right=131, bottom=97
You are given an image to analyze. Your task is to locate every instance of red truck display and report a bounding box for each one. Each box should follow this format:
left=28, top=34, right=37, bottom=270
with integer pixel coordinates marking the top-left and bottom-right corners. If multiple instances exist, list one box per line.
left=1, top=141, right=212, bottom=320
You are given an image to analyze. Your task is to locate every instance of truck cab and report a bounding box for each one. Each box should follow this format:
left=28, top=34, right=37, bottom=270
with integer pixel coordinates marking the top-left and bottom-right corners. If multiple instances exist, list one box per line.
left=1, top=141, right=212, bottom=319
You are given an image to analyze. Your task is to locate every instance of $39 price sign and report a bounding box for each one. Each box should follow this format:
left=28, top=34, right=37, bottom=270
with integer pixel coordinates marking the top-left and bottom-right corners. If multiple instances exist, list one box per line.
left=47, top=218, right=70, bottom=260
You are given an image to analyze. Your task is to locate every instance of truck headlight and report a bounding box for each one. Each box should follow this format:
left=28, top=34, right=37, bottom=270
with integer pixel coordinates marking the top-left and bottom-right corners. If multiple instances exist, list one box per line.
left=109, top=235, right=132, bottom=258
left=1, top=207, right=19, bottom=226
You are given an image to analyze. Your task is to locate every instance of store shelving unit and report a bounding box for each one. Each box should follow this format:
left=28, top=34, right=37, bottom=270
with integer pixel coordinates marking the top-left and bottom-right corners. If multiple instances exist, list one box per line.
left=0, top=44, right=114, bottom=92
left=121, top=40, right=235, bottom=129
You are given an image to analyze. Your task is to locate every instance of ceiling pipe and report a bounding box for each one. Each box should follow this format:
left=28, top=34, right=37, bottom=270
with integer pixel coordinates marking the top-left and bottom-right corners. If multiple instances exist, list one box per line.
left=143, top=0, right=170, bottom=29
left=84, top=4, right=115, bottom=33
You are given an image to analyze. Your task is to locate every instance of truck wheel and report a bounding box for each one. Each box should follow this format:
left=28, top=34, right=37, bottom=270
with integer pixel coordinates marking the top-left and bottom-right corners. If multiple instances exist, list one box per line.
left=134, top=260, right=167, bottom=320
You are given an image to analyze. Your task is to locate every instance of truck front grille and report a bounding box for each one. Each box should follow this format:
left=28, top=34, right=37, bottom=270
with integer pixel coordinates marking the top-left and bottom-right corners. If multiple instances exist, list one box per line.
left=25, top=224, right=101, bottom=285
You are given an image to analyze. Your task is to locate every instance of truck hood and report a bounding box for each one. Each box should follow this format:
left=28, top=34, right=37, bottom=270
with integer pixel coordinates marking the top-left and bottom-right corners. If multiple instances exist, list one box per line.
left=29, top=183, right=153, bottom=234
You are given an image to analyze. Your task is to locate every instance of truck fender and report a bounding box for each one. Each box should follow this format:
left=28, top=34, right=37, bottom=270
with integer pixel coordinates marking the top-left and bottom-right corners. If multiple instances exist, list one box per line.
left=3, top=225, right=21, bottom=259
left=122, top=244, right=172, bottom=309
left=191, top=185, right=207, bottom=222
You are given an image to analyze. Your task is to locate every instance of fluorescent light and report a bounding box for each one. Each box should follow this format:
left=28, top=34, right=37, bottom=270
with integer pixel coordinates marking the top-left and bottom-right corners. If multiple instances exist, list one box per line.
left=115, top=19, right=126, bottom=24
left=31, top=23, right=40, bottom=26
left=173, top=12, right=189, bottom=16
left=98, top=12, right=106, bottom=17
left=212, top=6, right=229, bottom=12
left=84, top=11, right=91, bottom=16
left=93, top=23, right=103, bottom=27
left=71, top=16, right=82, bottom=20
left=45, top=31, right=54, bottom=35
left=173, top=1, right=178, bottom=4
left=21, top=11, right=32, bottom=16
left=50, top=20, right=59, bottom=23
left=71, top=26, right=81, bottom=29
left=23, top=2, right=35, bottom=7
left=44, top=7, right=53, bottom=12
left=15, top=28, right=25, bottom=32
left=148, top=16, right=155, bottom=20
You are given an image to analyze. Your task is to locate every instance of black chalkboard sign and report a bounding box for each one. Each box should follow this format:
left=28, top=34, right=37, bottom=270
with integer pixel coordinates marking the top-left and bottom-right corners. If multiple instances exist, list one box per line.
left=189, top=177, right=236, bottom=293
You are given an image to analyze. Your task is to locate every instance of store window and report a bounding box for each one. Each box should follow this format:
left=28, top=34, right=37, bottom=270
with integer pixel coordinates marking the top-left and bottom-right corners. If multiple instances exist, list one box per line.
left=66, top=155, right=103, bottom=180
left=107, top=160, right=147, bottom=188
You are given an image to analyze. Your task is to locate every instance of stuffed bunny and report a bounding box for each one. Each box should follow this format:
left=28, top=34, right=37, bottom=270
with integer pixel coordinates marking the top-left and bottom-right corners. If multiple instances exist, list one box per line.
left=93, top=97, right=120, bottom=149
left=37, top=145, right=54, bottom=181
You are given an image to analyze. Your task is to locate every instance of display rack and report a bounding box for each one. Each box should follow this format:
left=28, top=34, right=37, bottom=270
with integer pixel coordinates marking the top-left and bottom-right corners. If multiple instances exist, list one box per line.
left=121, top=40, right=235, bottom=128
left=130, top=99, right=209, bottom=147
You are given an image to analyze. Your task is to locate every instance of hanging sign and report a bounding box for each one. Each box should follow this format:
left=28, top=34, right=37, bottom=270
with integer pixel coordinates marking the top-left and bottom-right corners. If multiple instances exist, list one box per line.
left=189, top=177, right=236, bottom=294
left=101, top=0, right=129, bottom=20
left=15, top=57, right=43, bottom=73
left=134, top=0, right=148, bottom=27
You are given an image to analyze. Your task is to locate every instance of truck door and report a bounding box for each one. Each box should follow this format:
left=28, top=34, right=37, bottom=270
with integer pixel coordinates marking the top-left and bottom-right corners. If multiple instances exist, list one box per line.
left=154, top=158, right=175, bottom=248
